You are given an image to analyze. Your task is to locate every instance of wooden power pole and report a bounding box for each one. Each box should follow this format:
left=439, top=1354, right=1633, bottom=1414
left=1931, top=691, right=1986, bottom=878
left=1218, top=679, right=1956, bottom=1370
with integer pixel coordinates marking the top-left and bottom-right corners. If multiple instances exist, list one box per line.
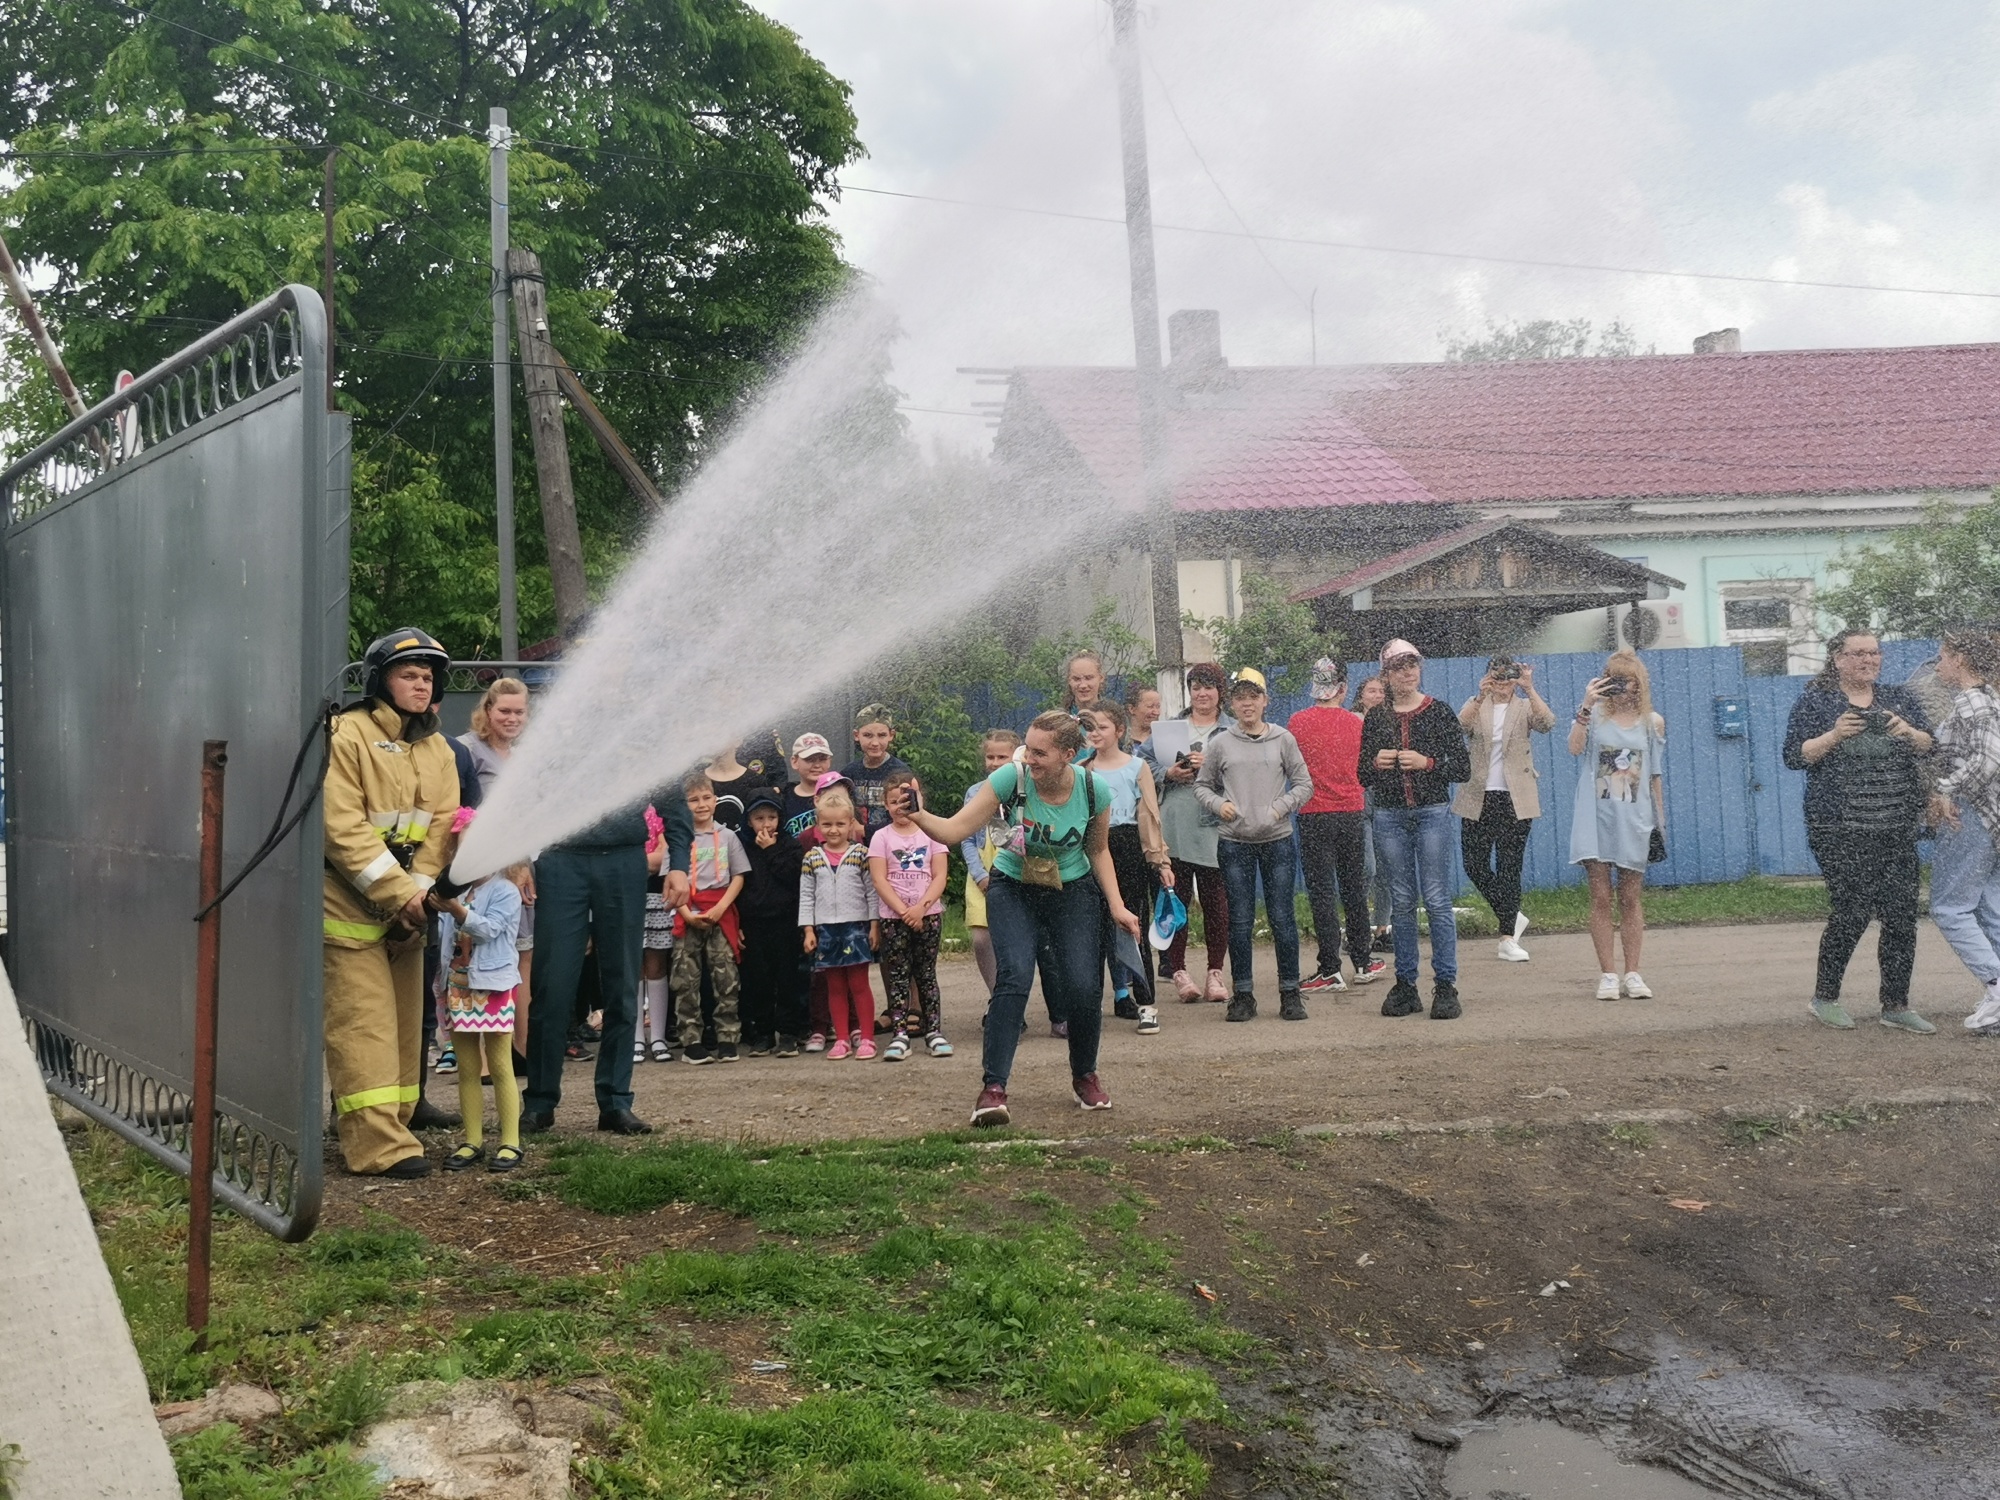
left=506, top=247, right=589, bottom=633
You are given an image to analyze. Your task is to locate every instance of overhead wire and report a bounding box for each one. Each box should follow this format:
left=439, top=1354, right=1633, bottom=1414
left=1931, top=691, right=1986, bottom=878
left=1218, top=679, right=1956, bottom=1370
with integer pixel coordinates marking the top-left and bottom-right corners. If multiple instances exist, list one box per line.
left=8, top=0, right=2000, bottom=309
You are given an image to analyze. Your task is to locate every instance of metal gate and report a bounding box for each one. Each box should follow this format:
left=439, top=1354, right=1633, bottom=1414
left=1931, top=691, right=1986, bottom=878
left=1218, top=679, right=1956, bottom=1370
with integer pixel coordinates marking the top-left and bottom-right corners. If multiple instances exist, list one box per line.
left=1, top=285, right=348, bottom=1240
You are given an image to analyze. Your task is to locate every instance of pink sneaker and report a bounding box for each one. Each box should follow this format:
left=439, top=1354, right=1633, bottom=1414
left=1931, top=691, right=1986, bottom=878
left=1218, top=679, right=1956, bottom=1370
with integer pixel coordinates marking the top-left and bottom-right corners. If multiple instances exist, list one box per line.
left=1172, top=969, right=1202, bottom=1003
left=804, top=1032, right=826, bottom=1053
left=1073, top=1073, right=1112, bottom=1111
left=826, top=1038, right=852, bottom=1060
left=1205, top=969, right=1229, bottom=1002
left=855, top=1036, right=877, bottom=1060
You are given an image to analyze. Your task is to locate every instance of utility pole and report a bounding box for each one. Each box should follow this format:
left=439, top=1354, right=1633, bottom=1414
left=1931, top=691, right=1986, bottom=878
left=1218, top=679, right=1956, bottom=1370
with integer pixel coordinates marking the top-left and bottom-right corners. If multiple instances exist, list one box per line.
left=508, top=248, right=590, bottom=632
left=1110, top=0, right=1185, bottom=710
left=489, top=107, right=519, bottom=660
left=0, top=232, right=89, bottom=420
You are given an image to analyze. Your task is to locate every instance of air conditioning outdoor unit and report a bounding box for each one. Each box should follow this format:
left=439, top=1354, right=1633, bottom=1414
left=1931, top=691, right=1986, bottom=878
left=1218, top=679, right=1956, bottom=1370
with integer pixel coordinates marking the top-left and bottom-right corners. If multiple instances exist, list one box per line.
left=1617, top=600, right=1688, bottom=650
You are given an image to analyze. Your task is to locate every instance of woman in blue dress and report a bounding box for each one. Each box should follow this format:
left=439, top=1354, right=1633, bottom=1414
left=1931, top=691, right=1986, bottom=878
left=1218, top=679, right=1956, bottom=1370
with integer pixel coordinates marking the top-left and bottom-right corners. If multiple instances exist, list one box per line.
left=1568, top=649, right=1667, bottom=1001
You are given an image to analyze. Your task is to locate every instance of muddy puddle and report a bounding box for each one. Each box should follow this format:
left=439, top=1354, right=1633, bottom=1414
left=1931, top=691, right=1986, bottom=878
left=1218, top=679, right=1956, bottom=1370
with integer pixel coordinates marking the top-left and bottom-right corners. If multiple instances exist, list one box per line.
left=1446, top=1419, right=1717, bottom=1498
left=1229, top=1330, right=1998, bottom=1499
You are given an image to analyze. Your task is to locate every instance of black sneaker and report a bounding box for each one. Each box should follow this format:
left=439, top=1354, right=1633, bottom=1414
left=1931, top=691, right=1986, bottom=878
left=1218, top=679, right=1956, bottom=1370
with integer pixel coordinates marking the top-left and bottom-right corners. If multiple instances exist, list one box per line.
left=1430, top=980, right=1462, bottom=1021
left=1225, top=992, right=1258, bottom=1022
left=1113, top=995, right=1142, bottom=1021
left=774, top=1035, right=801, bottom=1057
left=1278, top=988, right=1308, bottom=1021
left=1381, top=979, right=1423, bottom=1017
left=682, top=1043, right=714, bottom=1065
left=714, top=1042, right=739, bottom=1062
left=746, top=1036, right=775, bottom=1057
left=564, top=1040, right=594, bottom=1061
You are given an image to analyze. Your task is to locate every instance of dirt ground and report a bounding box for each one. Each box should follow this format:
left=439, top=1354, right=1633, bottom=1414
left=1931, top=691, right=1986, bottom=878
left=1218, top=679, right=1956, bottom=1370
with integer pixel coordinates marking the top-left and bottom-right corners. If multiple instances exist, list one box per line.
left=371, top=920, right=2000, bottom=1498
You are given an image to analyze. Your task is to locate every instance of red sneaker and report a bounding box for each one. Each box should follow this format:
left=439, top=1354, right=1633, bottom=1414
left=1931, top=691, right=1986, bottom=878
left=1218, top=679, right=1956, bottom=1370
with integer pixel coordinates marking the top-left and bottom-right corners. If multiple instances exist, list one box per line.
left=971, top=1086, right=1010, bottom=1127
left=1073, top=1073, right=1112, bottom=1111
left=1354, top=957, right=1389, bottom=984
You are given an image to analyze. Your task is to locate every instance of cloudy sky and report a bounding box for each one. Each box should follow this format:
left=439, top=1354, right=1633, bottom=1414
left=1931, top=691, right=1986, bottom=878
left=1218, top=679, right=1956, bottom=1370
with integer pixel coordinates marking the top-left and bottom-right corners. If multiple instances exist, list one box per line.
left=756, top=0, right=2000, bottom=447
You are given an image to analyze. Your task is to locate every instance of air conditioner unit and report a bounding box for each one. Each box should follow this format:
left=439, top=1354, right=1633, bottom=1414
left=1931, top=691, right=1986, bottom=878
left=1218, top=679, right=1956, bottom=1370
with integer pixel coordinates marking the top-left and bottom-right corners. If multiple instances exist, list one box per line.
left=1617, top=600, right=1688, bottom=650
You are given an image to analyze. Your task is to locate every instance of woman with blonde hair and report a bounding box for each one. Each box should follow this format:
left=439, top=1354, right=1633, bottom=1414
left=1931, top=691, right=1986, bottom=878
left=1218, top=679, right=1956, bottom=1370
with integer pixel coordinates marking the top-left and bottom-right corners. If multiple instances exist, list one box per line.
left=457, top=676, right=534, bottom=1054
left=1567, top=650, right=1666, bottom=1001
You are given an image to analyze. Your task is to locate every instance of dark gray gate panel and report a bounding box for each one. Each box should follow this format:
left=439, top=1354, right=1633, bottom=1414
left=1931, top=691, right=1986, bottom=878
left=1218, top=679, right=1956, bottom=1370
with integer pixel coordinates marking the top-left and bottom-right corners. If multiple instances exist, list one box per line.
left=1, top=286, right=343, bottom=1240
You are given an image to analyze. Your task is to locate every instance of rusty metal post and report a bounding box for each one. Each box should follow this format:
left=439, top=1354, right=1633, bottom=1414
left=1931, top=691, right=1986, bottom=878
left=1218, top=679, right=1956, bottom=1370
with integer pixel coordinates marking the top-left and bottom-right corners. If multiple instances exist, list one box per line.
left=188, top=741, right=227, bottom=1339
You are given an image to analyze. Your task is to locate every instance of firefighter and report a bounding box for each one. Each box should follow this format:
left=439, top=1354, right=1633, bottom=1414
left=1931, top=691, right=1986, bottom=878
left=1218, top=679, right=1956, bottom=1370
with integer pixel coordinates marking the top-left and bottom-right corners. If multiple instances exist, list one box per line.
left=322, top=628, right=460, bottom=1177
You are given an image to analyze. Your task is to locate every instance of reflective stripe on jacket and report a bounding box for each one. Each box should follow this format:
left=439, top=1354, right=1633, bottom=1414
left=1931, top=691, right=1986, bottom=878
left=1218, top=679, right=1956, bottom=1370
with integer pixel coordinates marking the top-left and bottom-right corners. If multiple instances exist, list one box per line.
left=322, top=700, right=460, bottom=948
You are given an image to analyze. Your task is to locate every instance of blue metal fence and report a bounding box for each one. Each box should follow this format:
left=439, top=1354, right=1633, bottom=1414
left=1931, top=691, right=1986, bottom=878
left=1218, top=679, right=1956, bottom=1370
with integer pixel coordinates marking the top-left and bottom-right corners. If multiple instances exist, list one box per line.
left=955, top=640, right=1942, bottom=892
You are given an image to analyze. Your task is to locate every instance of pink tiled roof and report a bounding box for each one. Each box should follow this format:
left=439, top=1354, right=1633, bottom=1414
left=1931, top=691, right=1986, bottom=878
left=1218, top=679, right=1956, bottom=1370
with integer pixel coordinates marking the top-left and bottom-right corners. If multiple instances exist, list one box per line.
left=1005, top=367, right=1440, bottom=512
left=1007, top=342, right=2000, bottom=508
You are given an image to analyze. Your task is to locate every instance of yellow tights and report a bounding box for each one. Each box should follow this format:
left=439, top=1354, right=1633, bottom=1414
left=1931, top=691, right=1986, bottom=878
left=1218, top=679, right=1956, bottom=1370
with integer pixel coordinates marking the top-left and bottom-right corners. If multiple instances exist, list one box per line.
left=451, top=1030, right=520, bottom=1150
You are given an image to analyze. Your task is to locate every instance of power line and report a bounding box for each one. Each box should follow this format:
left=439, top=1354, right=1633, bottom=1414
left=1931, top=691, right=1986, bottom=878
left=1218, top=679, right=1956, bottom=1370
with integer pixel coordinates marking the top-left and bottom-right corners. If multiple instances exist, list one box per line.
left=834, top=184, right=2000, bottom=302
left=1144, top=57, right=1309, bottom=316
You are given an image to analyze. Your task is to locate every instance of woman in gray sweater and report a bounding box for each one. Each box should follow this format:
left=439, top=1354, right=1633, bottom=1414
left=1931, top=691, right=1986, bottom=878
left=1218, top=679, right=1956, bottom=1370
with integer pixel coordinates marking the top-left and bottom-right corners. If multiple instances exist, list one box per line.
left=1195, top=670, right=1315, bottom=1021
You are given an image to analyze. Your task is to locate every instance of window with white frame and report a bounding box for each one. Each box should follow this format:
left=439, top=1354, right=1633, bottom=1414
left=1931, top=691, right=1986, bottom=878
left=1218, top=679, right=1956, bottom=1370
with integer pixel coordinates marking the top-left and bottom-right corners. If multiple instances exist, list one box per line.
left=1720, top=578, right=1818, bottom=676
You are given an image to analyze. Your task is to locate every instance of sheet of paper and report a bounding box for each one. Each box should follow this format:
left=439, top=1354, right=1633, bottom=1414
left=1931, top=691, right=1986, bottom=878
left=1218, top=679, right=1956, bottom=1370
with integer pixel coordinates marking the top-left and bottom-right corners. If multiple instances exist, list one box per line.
left=1148, top=718, right=1193, bottom=764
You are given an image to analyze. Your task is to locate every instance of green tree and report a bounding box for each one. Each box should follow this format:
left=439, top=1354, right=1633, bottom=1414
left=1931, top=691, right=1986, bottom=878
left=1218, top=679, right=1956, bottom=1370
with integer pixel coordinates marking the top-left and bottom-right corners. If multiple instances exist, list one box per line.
left=1444, top=317, right=1645, bottom=361
left=0, top=0, right=862, bottom=654
left=1819, top=495, right=2000, bottom=638
left=1184, top=569, right=1338, bottom=695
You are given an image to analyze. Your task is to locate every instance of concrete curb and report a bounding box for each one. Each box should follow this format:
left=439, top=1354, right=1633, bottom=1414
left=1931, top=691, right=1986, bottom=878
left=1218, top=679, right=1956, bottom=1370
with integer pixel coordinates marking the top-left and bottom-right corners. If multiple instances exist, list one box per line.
left=0, top=968, right=181, bottom=1498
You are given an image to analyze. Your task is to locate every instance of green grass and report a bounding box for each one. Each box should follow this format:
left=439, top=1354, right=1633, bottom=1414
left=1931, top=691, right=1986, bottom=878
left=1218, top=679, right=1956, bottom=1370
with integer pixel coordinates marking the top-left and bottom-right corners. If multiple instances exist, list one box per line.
left=1151, top=874, right=1832, bottom=949
left=73, top=1125, right=1247, bottom=1500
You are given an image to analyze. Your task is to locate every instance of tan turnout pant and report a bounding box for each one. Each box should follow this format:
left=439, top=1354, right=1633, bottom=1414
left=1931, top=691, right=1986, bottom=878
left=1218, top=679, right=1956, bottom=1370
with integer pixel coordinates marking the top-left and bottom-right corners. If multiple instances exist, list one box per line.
left=323, top=935, right=426, bottom=1174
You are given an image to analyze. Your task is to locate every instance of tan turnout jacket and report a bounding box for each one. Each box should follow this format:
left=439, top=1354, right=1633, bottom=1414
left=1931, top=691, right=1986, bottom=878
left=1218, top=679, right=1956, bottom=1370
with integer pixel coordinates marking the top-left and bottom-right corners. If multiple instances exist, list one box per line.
left=322, top=700, right=459, bottom=947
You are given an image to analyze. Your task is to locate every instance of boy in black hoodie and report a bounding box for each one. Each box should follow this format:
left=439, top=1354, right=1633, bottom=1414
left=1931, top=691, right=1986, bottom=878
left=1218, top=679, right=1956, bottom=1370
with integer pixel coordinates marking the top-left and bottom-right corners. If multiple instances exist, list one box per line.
left=739, top=787, right=809, bottom=1055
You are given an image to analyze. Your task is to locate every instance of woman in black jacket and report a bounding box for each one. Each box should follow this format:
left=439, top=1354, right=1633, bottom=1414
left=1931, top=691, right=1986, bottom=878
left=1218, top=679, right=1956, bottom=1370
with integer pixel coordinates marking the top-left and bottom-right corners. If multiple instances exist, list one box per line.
left=1781, top=629, right=1934, bottom=1032
left=1359, top=640, right=1472, bottom=1021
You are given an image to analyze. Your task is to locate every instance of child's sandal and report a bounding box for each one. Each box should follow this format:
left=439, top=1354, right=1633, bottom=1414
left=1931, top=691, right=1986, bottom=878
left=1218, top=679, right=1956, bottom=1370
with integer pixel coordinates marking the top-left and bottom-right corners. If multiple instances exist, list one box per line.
left=487, top=1145, right=525, bottom=1173
left=443, top=1143, right=485, bottom=1172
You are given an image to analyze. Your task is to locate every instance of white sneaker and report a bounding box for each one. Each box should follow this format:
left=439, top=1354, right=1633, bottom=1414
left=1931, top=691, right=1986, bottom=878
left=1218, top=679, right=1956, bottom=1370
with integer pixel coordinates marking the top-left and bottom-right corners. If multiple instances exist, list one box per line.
left=1136, top=1006, right=1160, bottom=1035
left=1596, top=972, right=1621, bottom=1001
left=1497, top=937, right=1530, bottom=963
left=1964, top=989, right=2000, bottom=1031
left=1623, top=972, right=1653, bottom=999
left=1514, top=911, right=1531, bottom=941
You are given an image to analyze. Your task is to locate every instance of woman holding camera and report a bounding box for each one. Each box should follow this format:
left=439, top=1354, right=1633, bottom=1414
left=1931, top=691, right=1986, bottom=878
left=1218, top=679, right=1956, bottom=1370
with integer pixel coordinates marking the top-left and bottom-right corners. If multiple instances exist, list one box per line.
left=1782, top=629, right=1935, bottom=1032
left=1145, top=662, right=1235, bottom=1002
left=1568, top=650, right=1666, bottom=1001
left=1457, top=656, right=1555, bottom=963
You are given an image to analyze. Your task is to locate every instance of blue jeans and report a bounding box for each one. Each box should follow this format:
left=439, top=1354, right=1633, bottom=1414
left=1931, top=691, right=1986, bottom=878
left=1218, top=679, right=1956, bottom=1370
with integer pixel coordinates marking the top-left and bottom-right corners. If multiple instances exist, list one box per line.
left=1371, top=804, right=1458, bottom=983
left=1216, top=837, right=1301, bottom=993
left=1929, top=805, right=2000, bottom=985
left=523, top=843, right=647, bottom=1115
left=983, top=871, right=1107, bottom=1088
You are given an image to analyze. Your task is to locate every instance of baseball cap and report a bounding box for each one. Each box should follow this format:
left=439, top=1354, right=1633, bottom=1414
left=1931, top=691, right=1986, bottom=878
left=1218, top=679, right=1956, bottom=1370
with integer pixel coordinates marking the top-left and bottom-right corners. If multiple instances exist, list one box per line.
left=1228, top=666, right=1268, bottom=695
left=854, top=702, right=894, bottom=730
left=1309, top=658, right=1345, bottom=702
left=1148, top=888, right=1188, bottom=951
left=744, top=787, right=785, bottom=818
left=1380, top=638, right=1424, bottom=669
left=813, top=770, right=855, bottom=797
left=791, top=732, right=832, bottom=759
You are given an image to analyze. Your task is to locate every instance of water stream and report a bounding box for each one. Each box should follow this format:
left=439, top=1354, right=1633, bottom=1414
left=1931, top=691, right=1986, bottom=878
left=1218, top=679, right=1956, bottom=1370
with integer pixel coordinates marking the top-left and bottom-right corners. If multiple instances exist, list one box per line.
left=453, top=289, right=1123, bottom=880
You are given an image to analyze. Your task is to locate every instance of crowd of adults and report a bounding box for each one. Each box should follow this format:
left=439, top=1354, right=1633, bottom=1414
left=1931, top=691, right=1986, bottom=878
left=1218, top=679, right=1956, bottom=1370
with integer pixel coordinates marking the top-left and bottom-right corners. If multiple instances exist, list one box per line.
left=317, top=621, right=2000, bottom=1174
